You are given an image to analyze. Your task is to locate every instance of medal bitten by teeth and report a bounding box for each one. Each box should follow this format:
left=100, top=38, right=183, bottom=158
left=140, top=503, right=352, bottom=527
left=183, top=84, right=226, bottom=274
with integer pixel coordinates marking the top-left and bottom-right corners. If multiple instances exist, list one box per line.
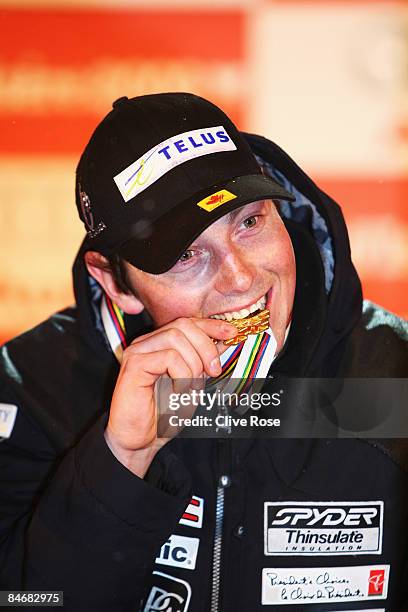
left=212, top=309, right=270, bottom=346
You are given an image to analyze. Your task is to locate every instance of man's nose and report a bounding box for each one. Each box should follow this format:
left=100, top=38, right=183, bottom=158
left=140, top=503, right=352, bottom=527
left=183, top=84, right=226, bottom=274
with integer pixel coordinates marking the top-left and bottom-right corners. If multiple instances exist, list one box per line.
left=215, top=248, right=255, bottom=295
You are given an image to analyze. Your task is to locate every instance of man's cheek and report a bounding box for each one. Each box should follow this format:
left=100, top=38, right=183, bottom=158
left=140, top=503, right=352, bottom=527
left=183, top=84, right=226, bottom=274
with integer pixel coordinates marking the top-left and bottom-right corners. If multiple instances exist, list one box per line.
left=159, top=303, right=200, bottom=326
left=281, top=242, right=296, bottom=279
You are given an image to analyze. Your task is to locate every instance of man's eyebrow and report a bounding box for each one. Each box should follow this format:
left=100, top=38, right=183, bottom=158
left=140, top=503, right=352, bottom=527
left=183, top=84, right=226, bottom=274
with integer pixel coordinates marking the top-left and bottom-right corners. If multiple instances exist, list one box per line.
left=225, top=208, right=242, bottom=222
left=225, top=201, right=265, bottom=223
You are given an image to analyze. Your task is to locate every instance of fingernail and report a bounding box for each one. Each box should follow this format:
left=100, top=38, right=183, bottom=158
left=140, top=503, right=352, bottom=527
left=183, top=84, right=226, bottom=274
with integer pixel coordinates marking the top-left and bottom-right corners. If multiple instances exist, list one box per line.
left=223, top=323, right=237, bottom=335
left=211, top=357, right=221, bottom=375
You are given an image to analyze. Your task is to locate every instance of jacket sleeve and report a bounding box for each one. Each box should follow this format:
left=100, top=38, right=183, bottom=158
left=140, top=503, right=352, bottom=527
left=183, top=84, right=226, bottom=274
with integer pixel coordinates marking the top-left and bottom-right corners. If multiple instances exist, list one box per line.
left=0, top=394, right=192, bottom=611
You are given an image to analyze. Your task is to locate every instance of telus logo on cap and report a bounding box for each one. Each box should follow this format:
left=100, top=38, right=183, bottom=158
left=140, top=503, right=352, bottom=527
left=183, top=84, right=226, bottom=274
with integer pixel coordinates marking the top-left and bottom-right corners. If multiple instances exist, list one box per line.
left=114, top=126, right=236, bottom=202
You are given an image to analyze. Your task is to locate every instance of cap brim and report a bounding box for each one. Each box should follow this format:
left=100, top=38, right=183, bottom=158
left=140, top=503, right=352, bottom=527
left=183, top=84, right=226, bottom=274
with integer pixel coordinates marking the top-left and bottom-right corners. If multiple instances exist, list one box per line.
left=118, top=174, right=295, bottom=274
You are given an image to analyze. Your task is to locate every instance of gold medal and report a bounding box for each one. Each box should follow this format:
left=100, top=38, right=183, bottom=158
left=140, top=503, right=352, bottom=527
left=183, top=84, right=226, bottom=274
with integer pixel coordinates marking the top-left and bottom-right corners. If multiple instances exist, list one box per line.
left=223, top=309, right=270, bottom=346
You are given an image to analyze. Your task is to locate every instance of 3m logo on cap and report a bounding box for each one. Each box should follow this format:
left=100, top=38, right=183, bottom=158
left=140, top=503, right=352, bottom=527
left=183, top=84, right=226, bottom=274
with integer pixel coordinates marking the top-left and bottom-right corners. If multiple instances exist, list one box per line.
left=0, top=403, right=18, bottom=439
left=197, top=189, right=237, bottom=212
left=114, top=126, right=236, bottom=202
left=179, top=496, right=204, bottom=529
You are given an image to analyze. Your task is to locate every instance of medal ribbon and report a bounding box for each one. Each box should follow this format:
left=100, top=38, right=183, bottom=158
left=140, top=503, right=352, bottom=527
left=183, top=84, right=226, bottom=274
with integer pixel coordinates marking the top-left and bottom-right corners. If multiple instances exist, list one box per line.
left=100, top=294, right=127, bottom=361
left=100, top=294, right=278, bottom=383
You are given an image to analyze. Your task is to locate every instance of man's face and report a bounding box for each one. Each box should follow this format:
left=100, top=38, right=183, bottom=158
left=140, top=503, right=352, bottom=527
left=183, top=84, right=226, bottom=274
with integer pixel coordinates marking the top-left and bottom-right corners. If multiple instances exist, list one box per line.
left=124, top=200, right=296, bottom=351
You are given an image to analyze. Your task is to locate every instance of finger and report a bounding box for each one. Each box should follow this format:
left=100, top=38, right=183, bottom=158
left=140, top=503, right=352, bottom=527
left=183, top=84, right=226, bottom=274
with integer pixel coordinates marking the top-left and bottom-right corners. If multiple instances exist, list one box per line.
left=130, top=318, right=223, bottom=378
left=127, top=328, right=204, bottom=379
left=120, top=348, right=193, bottom=389
left=128, top=317, right=237, bottom=378
left=171, top=318, right=232, bottom=377
left=192, top=318, right=238, bottom=341
left=130, top=317, right=237, bottom=344
left=191, top=318, right=244, bottom=373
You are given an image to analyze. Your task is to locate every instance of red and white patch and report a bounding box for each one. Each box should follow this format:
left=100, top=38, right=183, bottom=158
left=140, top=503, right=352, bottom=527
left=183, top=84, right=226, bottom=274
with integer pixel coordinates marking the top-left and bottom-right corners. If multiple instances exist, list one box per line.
left=179, top=496, right=204, bottom=529
left=368, top=569, right=386, bottom=596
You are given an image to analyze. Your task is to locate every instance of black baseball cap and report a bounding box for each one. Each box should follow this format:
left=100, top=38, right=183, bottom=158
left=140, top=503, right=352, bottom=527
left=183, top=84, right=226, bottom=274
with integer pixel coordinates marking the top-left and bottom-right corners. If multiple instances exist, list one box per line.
left=76, top=93, right=295, bottom=274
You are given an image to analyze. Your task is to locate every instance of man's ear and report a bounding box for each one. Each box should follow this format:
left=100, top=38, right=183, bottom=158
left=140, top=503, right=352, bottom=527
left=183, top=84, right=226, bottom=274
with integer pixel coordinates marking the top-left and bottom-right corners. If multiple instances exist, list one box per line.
left=84, top=251, right=145, bottom=315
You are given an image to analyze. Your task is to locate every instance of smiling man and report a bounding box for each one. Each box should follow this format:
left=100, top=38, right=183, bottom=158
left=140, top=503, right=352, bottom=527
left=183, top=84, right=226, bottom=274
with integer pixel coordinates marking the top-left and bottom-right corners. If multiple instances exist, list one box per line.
left=1, top=93, right=407, bottom=611
left=76, top=93, right=297, bottom=482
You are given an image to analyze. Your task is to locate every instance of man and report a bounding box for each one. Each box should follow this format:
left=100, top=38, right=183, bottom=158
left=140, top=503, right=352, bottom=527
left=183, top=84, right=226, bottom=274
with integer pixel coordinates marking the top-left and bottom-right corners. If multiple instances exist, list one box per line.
left=0, top=93, right=407, bottom=611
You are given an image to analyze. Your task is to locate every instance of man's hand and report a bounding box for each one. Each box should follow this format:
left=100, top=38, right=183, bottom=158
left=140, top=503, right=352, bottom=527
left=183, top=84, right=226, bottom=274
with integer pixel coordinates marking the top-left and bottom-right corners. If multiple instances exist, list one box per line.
left=104, top=318, right=237, bottom=477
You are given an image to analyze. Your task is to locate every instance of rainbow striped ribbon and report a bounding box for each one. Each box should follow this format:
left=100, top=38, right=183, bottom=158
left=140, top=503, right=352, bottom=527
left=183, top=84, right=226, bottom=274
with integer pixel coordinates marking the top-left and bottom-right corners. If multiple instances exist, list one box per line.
left=100, top=294, right=128, bottom=361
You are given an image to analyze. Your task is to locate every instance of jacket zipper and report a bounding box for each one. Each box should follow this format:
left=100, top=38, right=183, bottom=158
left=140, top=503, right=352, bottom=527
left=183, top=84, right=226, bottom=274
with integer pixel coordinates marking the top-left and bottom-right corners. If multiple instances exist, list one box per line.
left=210, top=437, right=231, bottom=612
left=210, top=475, right=230, bottom=611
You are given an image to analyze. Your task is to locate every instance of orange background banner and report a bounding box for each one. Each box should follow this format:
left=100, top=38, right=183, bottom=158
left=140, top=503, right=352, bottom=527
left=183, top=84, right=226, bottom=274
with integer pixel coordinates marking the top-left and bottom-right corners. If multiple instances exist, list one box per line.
left=0, top=3, right=406, bottom=343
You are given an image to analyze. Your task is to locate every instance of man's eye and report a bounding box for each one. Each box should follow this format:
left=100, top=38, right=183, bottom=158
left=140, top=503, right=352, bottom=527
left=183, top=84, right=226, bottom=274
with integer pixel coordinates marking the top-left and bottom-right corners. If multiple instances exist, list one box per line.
left=243, top=215, right=258, bottom=229
left=178, top=249, right=194, bottom=263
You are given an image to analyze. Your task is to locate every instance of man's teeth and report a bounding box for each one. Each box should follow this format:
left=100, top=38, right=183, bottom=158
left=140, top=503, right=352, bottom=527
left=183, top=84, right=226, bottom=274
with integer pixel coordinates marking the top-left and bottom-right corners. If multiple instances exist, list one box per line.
left=211, top=295, right=267, bottom=321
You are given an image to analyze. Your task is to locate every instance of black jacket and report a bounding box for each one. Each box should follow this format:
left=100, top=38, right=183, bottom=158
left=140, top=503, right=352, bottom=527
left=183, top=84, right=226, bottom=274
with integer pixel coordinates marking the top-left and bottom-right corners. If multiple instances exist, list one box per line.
left=0, top=135, right=407, bottom=611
